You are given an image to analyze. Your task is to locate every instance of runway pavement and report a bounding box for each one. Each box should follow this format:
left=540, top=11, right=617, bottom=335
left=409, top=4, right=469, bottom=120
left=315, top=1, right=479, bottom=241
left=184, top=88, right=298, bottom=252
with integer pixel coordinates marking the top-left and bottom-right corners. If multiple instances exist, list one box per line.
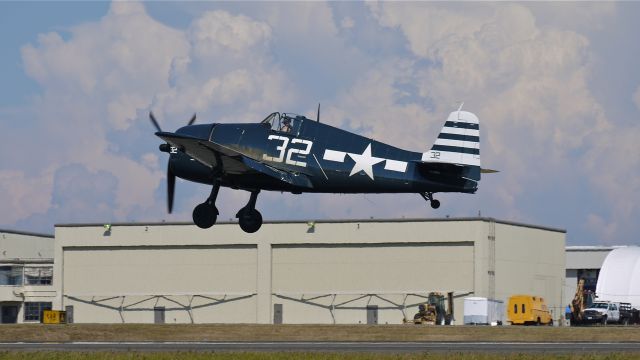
left=0, top=341, right=639, bottom=353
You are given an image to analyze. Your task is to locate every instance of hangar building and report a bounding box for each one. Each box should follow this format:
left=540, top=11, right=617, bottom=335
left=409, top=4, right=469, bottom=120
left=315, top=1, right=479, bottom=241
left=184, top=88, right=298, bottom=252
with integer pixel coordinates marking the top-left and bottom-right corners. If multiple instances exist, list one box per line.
left=0, top=229, right=56, bottom=323
left=563, top=246, right=621, bottom=308
left=52, top=218, right=565, bottom=325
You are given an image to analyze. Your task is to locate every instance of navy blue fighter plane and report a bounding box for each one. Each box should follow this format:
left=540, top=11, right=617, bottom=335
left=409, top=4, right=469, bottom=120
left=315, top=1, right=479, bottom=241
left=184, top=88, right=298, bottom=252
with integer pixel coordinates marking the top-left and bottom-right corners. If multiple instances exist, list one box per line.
left=151, top=107, right=493, bottom=233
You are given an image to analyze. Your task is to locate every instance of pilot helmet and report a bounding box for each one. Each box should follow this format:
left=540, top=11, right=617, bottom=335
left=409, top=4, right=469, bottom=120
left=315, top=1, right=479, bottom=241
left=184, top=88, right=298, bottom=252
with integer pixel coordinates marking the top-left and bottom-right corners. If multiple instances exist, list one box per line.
left=283, top=118, right=291, bottom=125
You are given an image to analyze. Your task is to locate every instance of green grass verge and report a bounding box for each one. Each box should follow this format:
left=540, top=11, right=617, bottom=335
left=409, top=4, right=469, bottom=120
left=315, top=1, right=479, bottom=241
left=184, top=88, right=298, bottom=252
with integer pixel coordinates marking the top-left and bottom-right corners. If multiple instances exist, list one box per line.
left=0, top=352, right=639, bottom=360
left=1, top=324, right=640, bottom=343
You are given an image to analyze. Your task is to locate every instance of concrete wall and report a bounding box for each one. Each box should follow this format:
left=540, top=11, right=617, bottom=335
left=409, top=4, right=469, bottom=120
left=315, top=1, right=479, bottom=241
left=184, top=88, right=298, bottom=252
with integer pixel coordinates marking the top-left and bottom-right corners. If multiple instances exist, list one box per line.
left=1, top=230, right=54, bottom=261
left=53, top=218, right=565, bottom=325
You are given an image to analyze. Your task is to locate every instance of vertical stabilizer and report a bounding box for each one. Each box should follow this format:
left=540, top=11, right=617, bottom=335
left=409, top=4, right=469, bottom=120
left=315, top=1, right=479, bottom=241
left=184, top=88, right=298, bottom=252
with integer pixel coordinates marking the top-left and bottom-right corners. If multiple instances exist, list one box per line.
left=422, top=110, right=480, bottom=168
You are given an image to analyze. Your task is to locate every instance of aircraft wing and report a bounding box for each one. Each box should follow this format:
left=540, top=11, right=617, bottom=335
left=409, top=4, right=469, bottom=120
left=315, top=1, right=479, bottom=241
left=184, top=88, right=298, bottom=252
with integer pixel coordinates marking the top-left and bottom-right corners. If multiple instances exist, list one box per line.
left=156, top=132, right=313, bottom=189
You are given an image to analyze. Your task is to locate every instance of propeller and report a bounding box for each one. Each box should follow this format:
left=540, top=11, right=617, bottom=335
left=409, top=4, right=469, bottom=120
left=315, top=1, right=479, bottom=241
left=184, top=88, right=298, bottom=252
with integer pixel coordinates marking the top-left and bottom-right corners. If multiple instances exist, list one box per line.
left=149, top=112, right=162, bottom=132
left=149, top=111, right=197, bottom=214
left=187, top=113, right=197, bottom=126
left=167, top=163, right=175, bottom=213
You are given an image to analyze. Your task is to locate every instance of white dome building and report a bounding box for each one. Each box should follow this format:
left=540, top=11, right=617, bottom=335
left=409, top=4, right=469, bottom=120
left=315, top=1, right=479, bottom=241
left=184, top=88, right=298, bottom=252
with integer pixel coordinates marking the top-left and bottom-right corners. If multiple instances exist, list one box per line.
left=596, top=246, right=640, bottom=308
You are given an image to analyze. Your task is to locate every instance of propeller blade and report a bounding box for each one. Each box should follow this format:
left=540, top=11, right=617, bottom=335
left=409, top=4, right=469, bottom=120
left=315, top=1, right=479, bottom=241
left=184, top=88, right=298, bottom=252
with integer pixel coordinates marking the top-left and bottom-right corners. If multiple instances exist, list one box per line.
left=149, top=112, right=162, bottom=132
left=187, top=113, right=197, bottom=126
left=317, top=103, right=320, bottom=123
left=167, top=164, right=175, bottom=214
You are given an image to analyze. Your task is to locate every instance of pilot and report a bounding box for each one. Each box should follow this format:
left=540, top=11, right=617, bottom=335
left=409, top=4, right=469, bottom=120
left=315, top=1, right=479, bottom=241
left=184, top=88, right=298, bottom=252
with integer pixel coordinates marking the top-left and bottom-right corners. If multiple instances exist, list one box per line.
left=281, top=118, right=292, bottom=133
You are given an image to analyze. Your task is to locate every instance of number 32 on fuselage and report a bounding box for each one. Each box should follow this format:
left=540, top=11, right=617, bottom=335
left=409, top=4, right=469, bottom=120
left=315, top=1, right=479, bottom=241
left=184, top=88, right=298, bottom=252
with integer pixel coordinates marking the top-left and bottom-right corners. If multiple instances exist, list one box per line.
left=262, top=135, right=312, bottom=168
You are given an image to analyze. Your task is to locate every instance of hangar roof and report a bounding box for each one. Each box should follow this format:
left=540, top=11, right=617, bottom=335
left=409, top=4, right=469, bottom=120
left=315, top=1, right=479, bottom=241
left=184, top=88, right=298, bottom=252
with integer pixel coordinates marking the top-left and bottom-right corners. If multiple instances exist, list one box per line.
left=565, top=246, right=625, bottom=270
left=0, top=228, right=54, bottom=238
left=55, top=217, right=566, bottom=233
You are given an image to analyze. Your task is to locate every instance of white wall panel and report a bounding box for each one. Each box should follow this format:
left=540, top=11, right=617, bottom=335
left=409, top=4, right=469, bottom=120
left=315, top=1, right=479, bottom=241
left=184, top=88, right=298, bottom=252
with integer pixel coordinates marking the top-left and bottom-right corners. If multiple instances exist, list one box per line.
left=272, top=243, right=473, bottom=324
left=62, top=245, right=257, bottom=323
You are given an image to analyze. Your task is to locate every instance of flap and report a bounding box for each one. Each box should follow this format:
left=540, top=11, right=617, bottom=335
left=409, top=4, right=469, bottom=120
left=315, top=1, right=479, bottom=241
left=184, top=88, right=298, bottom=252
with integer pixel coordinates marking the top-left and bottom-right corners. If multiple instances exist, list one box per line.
left=242, top=157, right=314, bottom=189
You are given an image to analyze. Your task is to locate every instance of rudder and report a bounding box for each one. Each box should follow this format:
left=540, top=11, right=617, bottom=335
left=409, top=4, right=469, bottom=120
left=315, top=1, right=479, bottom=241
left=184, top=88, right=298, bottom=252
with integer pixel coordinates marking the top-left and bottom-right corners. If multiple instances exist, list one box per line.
left=422, top=110, right=481, bottom=180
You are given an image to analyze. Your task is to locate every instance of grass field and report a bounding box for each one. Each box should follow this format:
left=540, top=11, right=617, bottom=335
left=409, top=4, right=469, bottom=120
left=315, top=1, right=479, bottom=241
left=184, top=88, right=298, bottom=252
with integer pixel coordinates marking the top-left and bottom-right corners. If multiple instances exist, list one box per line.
left=1, top=324, right=639, bottom=359
left=0, top=324, right=640, bottom=342
left=0, top=353, right=639, bottom=360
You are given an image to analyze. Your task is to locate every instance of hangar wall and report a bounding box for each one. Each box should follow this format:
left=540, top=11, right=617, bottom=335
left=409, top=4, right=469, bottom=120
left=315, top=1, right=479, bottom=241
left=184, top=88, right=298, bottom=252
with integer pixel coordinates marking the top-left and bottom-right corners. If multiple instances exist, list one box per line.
left=53, top=218, right=565, bottom=324
left=493, top=223, right=566, bottom=319
left=0, top=230, right=56, bottom=323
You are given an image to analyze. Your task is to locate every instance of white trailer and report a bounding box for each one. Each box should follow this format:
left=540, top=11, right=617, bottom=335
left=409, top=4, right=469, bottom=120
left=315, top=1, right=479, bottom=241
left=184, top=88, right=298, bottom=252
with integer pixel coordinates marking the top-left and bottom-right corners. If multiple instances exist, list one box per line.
left=463, top=297, right=504, bottom=325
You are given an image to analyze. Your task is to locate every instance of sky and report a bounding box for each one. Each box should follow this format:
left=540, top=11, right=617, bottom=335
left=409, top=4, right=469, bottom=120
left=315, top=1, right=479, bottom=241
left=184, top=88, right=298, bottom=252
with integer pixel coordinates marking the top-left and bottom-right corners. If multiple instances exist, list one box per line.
left=1, top=1, right=639, bottom=246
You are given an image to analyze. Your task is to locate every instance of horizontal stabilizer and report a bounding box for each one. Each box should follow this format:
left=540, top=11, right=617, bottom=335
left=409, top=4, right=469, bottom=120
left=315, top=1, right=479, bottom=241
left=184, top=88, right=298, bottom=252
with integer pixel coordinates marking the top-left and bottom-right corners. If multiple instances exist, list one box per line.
left=413, top=160, right=480, bottom=181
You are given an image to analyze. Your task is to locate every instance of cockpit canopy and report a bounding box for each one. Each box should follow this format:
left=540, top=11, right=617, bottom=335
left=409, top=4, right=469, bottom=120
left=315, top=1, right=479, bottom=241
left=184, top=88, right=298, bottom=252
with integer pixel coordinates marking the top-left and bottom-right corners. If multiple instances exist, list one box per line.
left=261, top=112, right=309, bottom=134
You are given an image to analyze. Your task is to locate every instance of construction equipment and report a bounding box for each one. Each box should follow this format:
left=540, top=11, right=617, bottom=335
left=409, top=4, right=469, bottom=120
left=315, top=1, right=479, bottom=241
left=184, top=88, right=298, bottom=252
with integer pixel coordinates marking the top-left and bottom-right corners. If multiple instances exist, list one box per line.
left=407, top=292, right=454, bottom=325
left=570, top=278, right=595, bottom=325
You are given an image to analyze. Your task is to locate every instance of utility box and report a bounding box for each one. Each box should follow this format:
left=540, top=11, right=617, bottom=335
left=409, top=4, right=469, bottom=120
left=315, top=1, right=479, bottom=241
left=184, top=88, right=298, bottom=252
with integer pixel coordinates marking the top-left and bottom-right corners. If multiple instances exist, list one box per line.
left=42, top=310, right=66, bottom=324
left=463, top=297, right=504, bottom=325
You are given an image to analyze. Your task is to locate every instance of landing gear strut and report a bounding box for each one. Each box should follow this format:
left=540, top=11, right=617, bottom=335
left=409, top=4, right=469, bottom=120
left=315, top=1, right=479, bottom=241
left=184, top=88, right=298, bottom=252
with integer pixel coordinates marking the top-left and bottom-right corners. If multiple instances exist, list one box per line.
left=420, top=192, right=441, bottom=209
left=193, top=181, right=220, bottom=229
left=236, top=190, right=263, bottom=233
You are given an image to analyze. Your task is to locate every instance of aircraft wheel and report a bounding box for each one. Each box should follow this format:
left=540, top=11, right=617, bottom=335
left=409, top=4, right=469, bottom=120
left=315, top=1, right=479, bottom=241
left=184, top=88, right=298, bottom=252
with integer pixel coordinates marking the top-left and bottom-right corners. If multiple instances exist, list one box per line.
left=430, top=199, right=441, bottom=209
left=238, top=208, right=263, bottom=233
left=193, top=203, right=217, bottom=229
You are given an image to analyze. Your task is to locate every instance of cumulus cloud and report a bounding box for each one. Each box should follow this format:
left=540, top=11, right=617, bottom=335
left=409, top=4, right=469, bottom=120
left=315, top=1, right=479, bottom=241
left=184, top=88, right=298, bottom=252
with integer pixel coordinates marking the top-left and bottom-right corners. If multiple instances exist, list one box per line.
left=3, top=1, right=639, bottom=246
left=3, top=1, right=292, bottom=232
left=355, top=2, right=637, bottom=242
left=15, top=164, right=119, bottom=229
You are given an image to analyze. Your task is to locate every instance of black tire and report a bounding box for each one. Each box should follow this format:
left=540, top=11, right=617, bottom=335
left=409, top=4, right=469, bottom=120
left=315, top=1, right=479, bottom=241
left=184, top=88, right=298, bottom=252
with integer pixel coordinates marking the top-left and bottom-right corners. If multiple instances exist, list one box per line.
left=536, top=318, right=541, bottom=326
left=192, top=203, right=217, bottom=229
left=431, top=199, right=441, bottom=209
left=601, top=316, right=607, bottom=326
left=238, top=208, right=263, bottom=233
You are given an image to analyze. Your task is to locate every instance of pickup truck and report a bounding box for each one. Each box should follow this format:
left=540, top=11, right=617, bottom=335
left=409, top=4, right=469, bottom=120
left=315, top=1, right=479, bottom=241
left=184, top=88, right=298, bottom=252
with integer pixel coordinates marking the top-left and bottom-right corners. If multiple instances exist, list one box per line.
left=582, top=301, right=632, bottom=325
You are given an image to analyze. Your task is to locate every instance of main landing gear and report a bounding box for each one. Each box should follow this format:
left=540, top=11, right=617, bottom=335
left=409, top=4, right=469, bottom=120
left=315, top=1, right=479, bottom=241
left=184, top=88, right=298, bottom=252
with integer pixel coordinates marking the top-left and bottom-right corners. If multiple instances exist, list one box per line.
left=236, top=190, right=262, bottom=233
left=193, top=181, right=220, bottom=229
left=420, top=192, right=441, bottom=209
left=192, top=183, right=263, bottom=233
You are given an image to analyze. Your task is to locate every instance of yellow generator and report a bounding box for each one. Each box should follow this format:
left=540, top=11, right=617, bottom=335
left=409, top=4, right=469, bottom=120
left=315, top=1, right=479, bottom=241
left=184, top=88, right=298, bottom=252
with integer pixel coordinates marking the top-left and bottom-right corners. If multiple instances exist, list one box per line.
left=507, top=294, right=553, bottom=325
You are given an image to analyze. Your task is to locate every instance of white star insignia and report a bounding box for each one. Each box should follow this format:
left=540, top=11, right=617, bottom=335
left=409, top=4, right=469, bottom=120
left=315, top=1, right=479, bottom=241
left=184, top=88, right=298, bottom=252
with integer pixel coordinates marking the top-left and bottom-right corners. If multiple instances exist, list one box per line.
left=347, top=144, right=384, bottom=180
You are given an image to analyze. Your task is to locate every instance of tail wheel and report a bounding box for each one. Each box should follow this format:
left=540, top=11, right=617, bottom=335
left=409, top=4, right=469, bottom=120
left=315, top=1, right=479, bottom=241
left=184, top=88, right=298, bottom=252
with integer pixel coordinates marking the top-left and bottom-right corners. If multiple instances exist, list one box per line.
left=431, top=199, right=441, bottom=209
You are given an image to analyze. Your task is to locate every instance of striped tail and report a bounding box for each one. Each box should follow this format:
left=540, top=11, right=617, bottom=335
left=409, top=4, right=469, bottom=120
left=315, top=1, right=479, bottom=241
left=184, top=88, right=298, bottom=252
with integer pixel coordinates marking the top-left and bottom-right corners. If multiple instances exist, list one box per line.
left=422, top=110, right=481, bottom=180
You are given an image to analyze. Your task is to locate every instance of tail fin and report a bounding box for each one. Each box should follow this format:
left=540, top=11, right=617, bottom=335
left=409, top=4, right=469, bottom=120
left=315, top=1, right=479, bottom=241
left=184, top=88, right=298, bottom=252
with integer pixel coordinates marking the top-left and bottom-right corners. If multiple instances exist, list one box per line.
left=421, top=110, right=481, bottom=180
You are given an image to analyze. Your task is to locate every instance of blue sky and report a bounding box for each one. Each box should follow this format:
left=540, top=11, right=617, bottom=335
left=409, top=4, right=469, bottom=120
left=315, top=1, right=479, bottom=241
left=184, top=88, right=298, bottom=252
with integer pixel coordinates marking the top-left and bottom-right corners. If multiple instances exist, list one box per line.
left=1, top=2, right=639, bottom=246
